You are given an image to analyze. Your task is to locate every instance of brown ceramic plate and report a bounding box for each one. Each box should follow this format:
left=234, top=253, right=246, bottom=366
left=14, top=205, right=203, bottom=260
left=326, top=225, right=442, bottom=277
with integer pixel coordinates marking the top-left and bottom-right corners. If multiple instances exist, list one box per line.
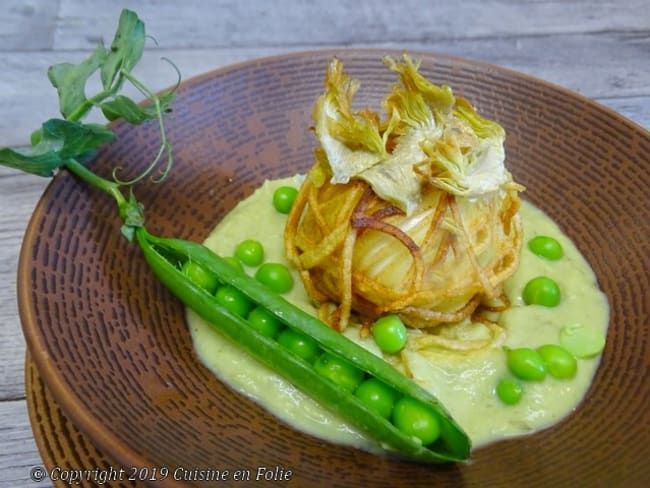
left=19, top=50, right=650, bottom=487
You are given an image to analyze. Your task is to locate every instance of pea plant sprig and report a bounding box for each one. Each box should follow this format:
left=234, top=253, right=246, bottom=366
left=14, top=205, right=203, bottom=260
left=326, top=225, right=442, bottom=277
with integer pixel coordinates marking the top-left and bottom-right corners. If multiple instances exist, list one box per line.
left=0, top=9, right=472, bottom=462
left=0, top=8, right=177, bottom=241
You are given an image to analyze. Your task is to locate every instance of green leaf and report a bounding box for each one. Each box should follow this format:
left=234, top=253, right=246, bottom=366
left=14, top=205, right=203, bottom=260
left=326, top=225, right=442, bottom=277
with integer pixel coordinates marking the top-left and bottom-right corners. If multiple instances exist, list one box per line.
left=47, top=43, right=108, bottom=120
left=40, top=119, right=115, bottom=160
left=0, top=119, right=115, bottom=177
left=100, top=91, right=175, bottom=124
left=0, top=147, right=62, bottom=177
left=101, top=9, right=146, bottom=91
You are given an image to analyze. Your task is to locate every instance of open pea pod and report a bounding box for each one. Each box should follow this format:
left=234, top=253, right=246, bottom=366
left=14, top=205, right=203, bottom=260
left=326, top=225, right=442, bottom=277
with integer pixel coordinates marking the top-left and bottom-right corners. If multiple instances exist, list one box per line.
left=136, top=229, right=471, bottom=463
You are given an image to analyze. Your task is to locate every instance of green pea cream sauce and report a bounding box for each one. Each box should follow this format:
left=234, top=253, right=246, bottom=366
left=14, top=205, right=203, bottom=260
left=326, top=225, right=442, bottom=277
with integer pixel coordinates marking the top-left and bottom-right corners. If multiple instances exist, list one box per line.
left=187, top=177, right=609, bottom=451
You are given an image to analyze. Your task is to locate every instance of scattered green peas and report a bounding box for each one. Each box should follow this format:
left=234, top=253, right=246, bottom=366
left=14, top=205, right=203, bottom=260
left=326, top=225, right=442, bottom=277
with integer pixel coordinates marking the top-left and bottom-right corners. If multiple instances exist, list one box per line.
left=272, top=186, right=298, bottom=214
left=392, top=397, right=441, bottom=446
left=247, top=306, right=284, bottom=338
left=254, top=262, right=294, bottom=294
left=181, top=261, right=219, bottom=294
left=528, top=235, right=564, bottom=260
left=277, top=329, right=320, bottom=363
left=215, top=285, right=254, bottom=318
left=235, top=239, right=264, bottom=267
left=314, top=353, right=364, bottom=392
left=537, top=344, right=577, bottom=379
left=560, top=324, right=606, bottom=358
left=372, top=314, right=408, bottom=354
left=354, top=378, right=399, bottom=419
left=522, top=276, right=561, bottom=307
left=496, top=378, right=523, bottom=405
left=506, top=347, right=547, bottom=381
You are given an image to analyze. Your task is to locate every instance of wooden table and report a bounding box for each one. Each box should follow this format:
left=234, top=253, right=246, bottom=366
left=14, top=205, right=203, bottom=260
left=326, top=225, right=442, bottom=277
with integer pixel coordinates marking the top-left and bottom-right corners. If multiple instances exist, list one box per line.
left=1, top=1, right=648, bottom=486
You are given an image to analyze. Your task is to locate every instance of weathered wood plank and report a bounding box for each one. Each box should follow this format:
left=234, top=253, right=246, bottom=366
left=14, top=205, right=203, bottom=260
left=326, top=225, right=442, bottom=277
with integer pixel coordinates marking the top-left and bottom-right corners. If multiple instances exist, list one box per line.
left=0, top=0, right=60, bottom=52
left=0, top=400, right=43, bottom=488
left=0, top=170, right=48, bottom=401
left=1, top=30, right=650, bottom=147
left=54, top=0, right=650, bottom=49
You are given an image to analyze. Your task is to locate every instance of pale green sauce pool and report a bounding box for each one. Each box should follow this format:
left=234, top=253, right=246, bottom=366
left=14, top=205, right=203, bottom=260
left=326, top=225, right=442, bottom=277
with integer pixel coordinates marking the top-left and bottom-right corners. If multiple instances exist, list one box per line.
left=186, top=176, right=609, bottom=452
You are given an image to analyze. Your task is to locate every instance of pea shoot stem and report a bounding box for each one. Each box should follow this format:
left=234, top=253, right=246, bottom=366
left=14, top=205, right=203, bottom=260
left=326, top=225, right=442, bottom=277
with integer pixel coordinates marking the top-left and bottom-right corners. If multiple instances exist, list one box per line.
left=64, top=158, right=128, bottom=209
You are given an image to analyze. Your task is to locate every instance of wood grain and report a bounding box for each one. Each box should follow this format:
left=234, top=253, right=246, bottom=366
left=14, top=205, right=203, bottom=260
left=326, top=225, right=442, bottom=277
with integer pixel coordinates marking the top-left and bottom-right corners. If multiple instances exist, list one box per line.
left=0, top=1, right=648, bottom=486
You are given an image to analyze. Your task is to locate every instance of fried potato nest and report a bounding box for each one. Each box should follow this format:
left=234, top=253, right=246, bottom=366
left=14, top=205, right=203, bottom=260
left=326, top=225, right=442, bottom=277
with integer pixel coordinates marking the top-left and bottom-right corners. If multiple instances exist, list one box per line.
left=285, top=55, right=523, bottom=348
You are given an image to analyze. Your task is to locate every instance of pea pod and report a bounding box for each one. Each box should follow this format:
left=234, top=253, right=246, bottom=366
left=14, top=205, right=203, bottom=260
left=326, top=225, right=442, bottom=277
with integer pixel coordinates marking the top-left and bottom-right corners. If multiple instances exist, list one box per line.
left=136, top=229, right=471, bottom=462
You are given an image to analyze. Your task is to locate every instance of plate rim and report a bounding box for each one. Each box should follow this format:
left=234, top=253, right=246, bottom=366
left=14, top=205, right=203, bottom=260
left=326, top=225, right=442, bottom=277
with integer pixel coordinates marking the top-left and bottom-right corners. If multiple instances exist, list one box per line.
left=16, top=47, right=650, bottom=483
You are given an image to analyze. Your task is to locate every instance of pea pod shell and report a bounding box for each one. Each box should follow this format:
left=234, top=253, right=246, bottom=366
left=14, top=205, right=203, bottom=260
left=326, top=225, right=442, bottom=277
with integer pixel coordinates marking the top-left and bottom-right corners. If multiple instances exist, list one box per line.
left=137, top=230, right=471, bottom=462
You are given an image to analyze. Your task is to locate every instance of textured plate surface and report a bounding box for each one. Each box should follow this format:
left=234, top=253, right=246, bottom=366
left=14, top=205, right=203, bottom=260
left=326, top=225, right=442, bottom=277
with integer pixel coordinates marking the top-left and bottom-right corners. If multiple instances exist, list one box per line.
left=26, top=352, right=143, bottom=488
left=19, top=50, right=650, bottom=487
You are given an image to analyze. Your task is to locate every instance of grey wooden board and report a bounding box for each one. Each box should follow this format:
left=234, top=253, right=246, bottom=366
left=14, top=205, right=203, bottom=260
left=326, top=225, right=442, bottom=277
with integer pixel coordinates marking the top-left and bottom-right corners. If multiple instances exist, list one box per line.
left=1, top=1, right=648, bottom=485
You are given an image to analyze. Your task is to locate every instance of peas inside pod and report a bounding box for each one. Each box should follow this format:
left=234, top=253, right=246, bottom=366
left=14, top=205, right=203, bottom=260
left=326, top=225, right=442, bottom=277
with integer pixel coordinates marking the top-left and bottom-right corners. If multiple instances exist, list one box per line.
left=181, top=260, right=219, bottom=294
left=354, top=378, right=399, bottom=419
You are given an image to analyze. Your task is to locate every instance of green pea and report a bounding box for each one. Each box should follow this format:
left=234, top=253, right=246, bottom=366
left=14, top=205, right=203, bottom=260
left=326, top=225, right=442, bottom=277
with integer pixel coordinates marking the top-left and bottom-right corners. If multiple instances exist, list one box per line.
left=560, top=324, right=606, bottom=358
left=537, top=344, right=577, bottom=379
left=372, top=314, right=408, bottom=354
left=277, top=329, right=320, bottom=363
left=181, top=261, right=219, bottom=294
left=248, top=307, right=284, bottom=338
left=392, top=397, right=441, bottom=446
left=354, top=378, right=399, bottom=419
left=528, top=235, right=564, bottom=260
left=495, top=378, right=523, bottom=405
left=272, top=186, right=298, bottom=214
left=313, top=353, right=364, bottom=392
left=254, top=262, right=294, bottom=294
left=522, top=276, right=561, bottom=307
left=215, top=285, right=253, bottom=318
left=506, top=347, right=547, bottom=381
left=234, top=239, right=264, bottom=267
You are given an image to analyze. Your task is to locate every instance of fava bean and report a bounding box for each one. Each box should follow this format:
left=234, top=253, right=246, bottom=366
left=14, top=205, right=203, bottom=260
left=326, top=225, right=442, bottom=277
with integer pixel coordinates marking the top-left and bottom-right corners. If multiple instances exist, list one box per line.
left=560, top=324, right=606, bottom=358
left=506, top=347, right=547, bottom=381
left=495, top=378, right=523, bottom=405
left=522, top=276, right=561, bottom=307
left=537, top=344, right=577, bottom=379
left=528, top=235, right=563, bottom=260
